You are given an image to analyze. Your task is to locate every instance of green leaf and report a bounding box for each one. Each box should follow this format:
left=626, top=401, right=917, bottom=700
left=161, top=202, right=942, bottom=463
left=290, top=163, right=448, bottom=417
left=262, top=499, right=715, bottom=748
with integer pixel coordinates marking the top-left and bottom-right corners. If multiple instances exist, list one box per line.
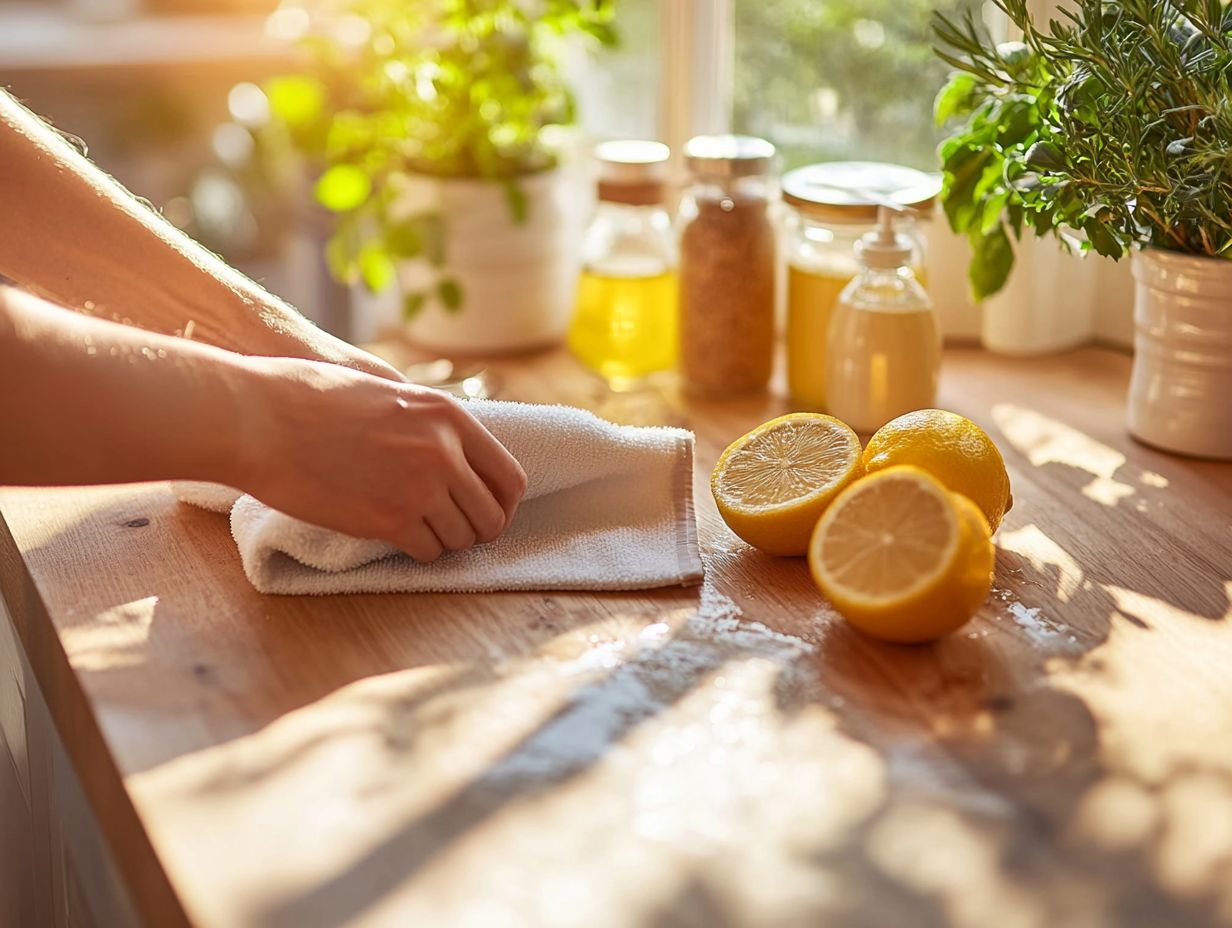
left=934, top=73, right=978, bottom=125
left=438, top=278, right=463, bottom=313
left=385, top=218, right=423, bottom=258
left=503, top=180, right=528, bottom=224
left=358, top=245, right=396, bottom=293
left=419, top=216, right=446, bottom=266
left=969, top=223, right=1015, bottom=301
left=941, top=146, right=993, bottom=233
left=324, top=217, right=361, bottom=284
left=1087, top=221, right=1124, bottom=259
left=402, top=291, right=426, bottom=321
left=1025, top=141, right=1066, bottom=171
left=981, top=191, right=1012, bottom=235
left=315, top=165, right=371, bottom=212
left=264, top=75, right=325, bottom=127
left=325, top=235, right=354, bottom=284
left=995, top=41, right=1033, bottom=78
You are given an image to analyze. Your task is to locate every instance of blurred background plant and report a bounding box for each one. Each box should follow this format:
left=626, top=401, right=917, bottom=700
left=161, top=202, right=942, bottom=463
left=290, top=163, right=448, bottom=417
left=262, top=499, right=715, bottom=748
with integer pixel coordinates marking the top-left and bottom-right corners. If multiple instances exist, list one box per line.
left=933, top=0, right=1232, bottom=300
left=246, top=0, right=618, bottom=317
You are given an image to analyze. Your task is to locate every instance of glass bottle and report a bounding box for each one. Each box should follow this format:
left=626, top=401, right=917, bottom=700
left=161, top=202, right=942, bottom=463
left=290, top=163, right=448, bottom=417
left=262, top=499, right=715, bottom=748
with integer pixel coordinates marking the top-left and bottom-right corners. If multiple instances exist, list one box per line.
left=826, top=207, right=941, bottom=434
left=678, top=135, right=777, bottom=396
left=568, top=140, right=677, bottom=387
left=782, top=162, right=938, bottom=411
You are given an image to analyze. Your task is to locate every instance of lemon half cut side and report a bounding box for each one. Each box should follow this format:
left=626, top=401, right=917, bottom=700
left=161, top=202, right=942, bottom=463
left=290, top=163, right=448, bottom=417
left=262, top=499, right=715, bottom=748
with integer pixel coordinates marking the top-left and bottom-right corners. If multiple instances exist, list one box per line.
left=809, top=465, right=995, bottom=643
left=712, top=413, right=863, bottom=556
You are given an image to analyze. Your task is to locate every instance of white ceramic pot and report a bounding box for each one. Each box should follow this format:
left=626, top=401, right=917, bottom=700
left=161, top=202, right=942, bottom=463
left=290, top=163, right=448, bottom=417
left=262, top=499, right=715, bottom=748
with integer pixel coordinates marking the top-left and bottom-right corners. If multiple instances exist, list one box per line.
left=981, top=235, right=1096, bottom=355
left=393, top=169, right=580, bottom=356
left=1128, top=249, right=1232, bottom=460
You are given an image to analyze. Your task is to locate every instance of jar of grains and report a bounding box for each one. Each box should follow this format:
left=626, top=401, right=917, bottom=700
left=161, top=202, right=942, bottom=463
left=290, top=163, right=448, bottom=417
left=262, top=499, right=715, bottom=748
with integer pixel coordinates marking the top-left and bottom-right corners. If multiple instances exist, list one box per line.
left=678, top=134, right=777, bottom=395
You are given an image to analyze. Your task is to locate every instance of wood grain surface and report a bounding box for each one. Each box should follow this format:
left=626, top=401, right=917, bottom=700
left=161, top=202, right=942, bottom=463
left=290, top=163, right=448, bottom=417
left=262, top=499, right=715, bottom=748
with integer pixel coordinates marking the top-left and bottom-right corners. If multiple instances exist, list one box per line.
left=3, top=345, right=1232, bottom=928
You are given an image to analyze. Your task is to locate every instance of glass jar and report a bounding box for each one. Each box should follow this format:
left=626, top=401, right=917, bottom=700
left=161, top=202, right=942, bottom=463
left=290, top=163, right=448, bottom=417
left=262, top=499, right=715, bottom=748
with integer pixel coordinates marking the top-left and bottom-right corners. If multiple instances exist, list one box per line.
left=782, top=162, right=939, bottom=411
left=568, top=140, right=677, bottom=386
left=678, top=135, right=777, bottom=396
left=826, top=208, right=942, bottom=434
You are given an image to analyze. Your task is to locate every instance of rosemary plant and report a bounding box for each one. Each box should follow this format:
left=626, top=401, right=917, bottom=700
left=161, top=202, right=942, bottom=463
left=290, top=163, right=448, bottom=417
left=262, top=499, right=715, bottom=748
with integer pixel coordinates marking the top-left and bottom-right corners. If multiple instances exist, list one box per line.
left=932, top=0, right=1232, bottom=299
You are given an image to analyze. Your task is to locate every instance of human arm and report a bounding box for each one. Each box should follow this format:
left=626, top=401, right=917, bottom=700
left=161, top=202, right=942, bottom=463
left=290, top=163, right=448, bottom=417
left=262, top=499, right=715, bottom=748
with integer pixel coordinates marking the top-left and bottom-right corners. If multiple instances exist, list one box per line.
left=0, top=287, right=527, bottom=560
left=0, top=88, right=400, bottom=380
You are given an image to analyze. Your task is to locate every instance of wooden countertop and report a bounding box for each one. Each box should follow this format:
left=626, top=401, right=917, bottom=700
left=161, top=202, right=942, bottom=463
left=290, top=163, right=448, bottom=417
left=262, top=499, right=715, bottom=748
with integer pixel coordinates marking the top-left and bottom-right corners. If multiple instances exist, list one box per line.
left=3, top=345, right=1232, bottom=928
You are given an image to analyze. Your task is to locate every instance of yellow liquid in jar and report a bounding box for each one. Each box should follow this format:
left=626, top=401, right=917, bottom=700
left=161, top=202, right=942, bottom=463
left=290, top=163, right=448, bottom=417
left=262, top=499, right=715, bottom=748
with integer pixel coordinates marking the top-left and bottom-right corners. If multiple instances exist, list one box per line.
left=787, top=261, right=928, bottom=411
left=568, top=267, right=678, bottom=385
left=826, top=305, right=941, bottom=434
left=787, top=264, right=851, bottom=410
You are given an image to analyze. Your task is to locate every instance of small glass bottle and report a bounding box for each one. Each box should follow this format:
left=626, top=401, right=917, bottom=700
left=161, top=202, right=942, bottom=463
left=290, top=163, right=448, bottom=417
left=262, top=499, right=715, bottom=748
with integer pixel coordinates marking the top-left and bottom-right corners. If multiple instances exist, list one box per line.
left=826, top=207, right=941, bottom=434
left=678, top=135, right=777, bottom=396
left=568, top=140, right=677, bottom=387
left=782, top=162, right=937, bottom=411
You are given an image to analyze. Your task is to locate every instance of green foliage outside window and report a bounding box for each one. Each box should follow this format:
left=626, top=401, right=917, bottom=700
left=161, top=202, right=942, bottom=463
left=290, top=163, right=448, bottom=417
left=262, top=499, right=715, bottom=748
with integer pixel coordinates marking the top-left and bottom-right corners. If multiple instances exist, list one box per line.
left=734, top=0, right=986, bottom=172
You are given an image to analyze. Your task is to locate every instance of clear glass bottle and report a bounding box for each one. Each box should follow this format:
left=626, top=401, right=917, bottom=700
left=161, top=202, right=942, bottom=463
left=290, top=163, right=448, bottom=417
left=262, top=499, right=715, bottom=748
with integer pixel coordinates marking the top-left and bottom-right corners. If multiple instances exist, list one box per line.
left=678, top=135, right=777, bottom=396
left=782, top=162, right=938, bottom=411
left=826, top=207, right=941, bottom=434
left=568, top=140, right=677, bottom=387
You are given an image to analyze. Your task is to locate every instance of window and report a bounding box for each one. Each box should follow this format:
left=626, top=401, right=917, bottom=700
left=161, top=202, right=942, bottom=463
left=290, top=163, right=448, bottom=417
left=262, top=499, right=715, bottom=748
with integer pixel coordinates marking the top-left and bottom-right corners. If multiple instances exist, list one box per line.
left=732, top=0, right=987, bottom=172
left=573, top=0, right=661, bottom=142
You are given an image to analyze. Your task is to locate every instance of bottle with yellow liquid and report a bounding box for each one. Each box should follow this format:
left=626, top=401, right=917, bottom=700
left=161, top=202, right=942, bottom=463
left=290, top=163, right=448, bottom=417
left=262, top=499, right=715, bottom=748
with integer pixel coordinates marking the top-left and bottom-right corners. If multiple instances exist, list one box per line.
left=826, top=207, right=941, bottom=434
left=782, top=162, right=937, bottom=411
left=568, top=140, right=677, bottom=387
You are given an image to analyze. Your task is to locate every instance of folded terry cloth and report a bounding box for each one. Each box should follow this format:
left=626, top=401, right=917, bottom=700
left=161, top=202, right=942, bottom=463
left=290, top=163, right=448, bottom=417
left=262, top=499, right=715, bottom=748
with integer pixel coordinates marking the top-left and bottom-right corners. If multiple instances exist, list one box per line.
left=174, top=400, right=703, bottom=595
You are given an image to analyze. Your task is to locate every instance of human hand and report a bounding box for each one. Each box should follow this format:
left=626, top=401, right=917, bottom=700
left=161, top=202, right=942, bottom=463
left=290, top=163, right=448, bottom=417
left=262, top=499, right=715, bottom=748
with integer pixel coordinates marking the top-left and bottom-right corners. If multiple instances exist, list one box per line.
left=238, top=358, right=527, bottom=561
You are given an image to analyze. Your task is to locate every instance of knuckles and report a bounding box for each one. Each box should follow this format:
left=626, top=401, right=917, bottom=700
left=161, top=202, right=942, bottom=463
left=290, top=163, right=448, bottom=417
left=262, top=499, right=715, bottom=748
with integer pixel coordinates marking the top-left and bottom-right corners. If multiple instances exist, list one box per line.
left=474, top=512, right=505, bottom=544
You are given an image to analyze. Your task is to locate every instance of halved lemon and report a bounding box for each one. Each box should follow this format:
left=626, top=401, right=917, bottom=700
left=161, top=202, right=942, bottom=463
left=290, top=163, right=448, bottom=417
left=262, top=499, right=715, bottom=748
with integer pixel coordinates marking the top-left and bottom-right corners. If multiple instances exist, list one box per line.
left=808, top=465, right=995, bottom=643
left=711, top=413, right=862, bottom=556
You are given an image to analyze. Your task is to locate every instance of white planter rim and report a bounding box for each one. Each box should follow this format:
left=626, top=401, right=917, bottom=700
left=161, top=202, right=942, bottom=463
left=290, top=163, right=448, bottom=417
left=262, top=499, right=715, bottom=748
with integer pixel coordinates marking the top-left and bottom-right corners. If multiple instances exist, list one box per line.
left=1132, top=247, right=1232, bottom=289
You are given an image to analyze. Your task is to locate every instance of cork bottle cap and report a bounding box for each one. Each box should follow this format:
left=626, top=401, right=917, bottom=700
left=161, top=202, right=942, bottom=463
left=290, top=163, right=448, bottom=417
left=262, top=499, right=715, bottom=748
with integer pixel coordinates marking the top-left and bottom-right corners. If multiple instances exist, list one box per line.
left=595, top=139, right=670, bottom=206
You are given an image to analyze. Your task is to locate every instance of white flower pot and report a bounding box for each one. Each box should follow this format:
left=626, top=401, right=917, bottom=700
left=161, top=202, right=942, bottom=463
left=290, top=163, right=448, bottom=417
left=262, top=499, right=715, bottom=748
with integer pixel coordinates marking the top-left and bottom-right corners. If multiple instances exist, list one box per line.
left=1128, top=249, right=1232, bottom=460
left=389, top=169, right=580, bottom=356
left=980, top=235, right=1096, bottom=355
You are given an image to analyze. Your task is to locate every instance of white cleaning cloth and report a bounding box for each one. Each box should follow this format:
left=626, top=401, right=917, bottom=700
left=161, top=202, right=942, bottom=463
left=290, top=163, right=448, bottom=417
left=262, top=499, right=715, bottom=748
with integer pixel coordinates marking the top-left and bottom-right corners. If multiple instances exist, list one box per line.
left=175, top=400, right=703, bottom=595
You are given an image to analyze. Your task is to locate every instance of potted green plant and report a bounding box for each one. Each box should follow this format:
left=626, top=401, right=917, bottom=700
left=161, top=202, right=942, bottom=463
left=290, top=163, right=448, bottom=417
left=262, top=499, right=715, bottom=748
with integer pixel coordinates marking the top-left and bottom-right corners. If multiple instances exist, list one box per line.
left=933, top=0, right=1232, bottom=458
left=261, top=0, right=617, bottom=355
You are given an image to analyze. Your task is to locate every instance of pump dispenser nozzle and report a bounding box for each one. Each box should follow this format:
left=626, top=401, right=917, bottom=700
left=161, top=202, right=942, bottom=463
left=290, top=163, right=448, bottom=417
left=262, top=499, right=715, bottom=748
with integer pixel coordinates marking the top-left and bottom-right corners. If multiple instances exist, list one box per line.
left=855, top=205, right=914, bottom=270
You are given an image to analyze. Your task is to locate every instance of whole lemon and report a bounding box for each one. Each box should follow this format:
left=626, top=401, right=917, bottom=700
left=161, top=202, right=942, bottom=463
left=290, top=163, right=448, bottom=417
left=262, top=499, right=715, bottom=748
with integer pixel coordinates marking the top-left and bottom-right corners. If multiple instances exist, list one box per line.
left=861, top=409, right=1012, bottom=532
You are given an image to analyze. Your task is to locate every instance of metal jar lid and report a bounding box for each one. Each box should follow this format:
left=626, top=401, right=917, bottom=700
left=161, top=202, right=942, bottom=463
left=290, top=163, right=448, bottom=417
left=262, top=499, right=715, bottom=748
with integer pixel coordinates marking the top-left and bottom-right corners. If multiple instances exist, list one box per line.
left=683, top=134, right=776, bottom=181
left=781, top=161, right=941, bottom=222
left=594, top=139, right=671, bottom=206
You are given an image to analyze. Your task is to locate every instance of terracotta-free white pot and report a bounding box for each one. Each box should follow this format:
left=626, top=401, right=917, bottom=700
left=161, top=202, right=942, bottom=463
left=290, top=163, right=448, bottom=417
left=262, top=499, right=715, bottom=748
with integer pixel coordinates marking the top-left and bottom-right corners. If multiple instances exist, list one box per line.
left=400, top=169, right=580, bottom=356
left=980, top=235, right=1096, bottom=355
left=1129, top=249, right=1232, bottom=460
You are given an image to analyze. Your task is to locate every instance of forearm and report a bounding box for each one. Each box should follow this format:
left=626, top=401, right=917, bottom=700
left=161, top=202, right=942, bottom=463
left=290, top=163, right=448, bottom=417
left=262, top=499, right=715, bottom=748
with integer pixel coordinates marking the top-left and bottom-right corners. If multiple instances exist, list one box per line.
left=0, top=287, right=258, bottom=487
left=0, top=90, right=400, bottom=379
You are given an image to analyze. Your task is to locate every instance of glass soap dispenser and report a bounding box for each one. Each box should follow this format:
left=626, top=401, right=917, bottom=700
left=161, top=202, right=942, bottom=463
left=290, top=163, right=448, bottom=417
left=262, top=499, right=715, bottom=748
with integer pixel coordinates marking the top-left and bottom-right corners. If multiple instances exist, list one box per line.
left=826, top=206, right=941, bottom=433
left=568, top=139, right=677, bottom=387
